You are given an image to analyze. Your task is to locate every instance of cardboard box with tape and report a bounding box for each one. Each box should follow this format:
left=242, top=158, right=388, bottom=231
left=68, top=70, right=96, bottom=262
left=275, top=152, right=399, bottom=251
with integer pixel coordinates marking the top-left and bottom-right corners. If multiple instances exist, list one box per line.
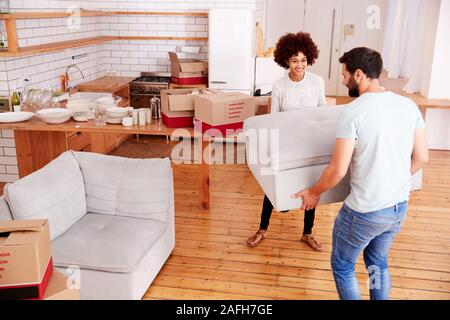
left=161, top=88, right=219, bottom=128
left=0, top=219, right=53, bottom=300
left=194, top=93, right=256, bottom=135
left=169, top=52, right=208, bottom=85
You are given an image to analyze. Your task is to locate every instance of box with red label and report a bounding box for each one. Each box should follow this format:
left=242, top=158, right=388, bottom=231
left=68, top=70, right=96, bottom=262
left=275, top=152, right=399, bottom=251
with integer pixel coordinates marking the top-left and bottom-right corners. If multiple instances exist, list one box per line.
left=161, top=88, right=221, bottom=128
left=194, top=93, right=256, bottom=135
left=0, top=219, right=53, bottom=300
left=169, top=52, right=208, bottom=85
left=44, top=270, right=80, bottom=300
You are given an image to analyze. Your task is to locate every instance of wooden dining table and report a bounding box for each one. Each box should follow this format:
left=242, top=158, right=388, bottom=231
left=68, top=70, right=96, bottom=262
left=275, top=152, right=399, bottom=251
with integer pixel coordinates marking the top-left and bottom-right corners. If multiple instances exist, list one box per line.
left=0, top=118, right=219, bottom=209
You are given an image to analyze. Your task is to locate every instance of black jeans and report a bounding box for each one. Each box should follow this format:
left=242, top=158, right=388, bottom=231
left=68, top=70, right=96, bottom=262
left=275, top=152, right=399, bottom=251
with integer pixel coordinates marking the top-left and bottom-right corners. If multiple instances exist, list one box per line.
left=259, top=195, right=315, bottom=235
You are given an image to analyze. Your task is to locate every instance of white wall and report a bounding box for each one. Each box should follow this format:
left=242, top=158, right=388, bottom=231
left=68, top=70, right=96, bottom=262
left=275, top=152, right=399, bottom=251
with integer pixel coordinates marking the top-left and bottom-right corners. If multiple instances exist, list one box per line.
left=263, top=0, right=386, bottom=96
left=336, top=0, right=386, bottom=95
left=265, top=0, right=305, bottom=48
left=426, top=0, right=450, bottom=99
left=0, top=0, right=266, bottom=182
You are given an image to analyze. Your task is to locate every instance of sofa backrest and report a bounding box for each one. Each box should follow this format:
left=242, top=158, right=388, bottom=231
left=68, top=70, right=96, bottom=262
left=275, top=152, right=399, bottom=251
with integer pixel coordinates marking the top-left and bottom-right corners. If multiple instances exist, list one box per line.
left=244, top=106, right=346, bottom=171
left=3, top=151, right=87, bottom=240
left=73, top=152, right=171, bottom=224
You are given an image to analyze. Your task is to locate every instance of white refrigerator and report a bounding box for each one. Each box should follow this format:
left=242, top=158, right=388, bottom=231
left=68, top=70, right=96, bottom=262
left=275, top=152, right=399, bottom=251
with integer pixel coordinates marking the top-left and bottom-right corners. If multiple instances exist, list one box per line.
left=208, top=8, right=255, bottom=95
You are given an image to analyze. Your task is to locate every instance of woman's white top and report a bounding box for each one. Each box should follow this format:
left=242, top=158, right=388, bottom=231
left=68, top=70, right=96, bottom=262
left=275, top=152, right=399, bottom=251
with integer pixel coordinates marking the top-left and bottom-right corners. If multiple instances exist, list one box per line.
left=271, top=72, right=327, bottom=113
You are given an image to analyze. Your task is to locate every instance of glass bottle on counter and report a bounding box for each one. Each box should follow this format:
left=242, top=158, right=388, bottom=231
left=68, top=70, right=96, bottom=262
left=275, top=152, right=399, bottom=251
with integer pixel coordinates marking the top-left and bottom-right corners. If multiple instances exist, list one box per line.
left=10, top=91, right=20, bottom=111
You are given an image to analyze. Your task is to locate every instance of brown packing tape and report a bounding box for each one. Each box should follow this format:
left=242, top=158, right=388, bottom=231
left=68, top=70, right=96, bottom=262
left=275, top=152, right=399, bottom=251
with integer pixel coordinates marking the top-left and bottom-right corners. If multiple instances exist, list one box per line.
left=3, top=231, right=42, bottom=246
left=0, top=219, right=46, bottom=234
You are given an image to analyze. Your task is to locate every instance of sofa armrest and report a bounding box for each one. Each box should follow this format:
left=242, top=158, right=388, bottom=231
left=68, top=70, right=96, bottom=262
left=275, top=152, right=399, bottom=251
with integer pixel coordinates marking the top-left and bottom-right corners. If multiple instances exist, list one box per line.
left=0, top=195, right=13, bottom=221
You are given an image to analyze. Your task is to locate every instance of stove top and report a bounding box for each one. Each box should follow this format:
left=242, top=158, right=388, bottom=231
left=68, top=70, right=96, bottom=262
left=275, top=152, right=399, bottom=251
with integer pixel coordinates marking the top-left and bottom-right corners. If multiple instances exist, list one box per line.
left=131, top=72, right=171, bottom=95
left=133, top=76, right=171, bottom=83
left=132, top=72, right=171, bottom=84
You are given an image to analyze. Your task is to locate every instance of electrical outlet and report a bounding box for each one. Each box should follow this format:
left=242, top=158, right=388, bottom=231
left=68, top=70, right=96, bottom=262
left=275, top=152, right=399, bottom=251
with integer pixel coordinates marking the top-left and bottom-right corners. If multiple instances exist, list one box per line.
left=344, top=24, right=355, bottom=41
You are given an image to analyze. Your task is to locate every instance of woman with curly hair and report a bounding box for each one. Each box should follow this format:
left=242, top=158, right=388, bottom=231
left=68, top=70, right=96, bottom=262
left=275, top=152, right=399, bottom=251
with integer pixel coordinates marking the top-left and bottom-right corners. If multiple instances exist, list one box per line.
left=247, top=31, right=326, bottom=251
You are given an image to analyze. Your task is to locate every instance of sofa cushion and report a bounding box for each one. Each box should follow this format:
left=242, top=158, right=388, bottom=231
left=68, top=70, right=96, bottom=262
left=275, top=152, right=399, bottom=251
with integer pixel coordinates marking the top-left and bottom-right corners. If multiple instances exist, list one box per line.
left=73, top=152, right=171, bottom=223
left=3, top=151, right=86, bottom=240
left=52, top=213, right=166, bottom=273
left=244, top=106, right=345, bottom=171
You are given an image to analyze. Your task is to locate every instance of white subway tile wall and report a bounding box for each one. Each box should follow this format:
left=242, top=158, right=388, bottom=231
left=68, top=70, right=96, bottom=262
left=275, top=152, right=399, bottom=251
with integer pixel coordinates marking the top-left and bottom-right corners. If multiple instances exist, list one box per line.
left=0, top=0, right=265, bottom=182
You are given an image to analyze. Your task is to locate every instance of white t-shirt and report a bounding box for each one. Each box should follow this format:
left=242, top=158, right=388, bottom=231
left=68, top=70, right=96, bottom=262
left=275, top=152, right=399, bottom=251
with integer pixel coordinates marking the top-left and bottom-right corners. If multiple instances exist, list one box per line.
left=336, top=91, right=425, bottom=213
left=271, top=72, right=326, bottom=113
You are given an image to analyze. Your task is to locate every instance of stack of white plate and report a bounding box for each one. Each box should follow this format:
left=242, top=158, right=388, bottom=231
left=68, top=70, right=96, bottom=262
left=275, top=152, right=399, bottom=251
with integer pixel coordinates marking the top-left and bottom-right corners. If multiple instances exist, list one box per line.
left=67, top=99, right=90, bottom=121
left=105, top=107, right=132, bottom=124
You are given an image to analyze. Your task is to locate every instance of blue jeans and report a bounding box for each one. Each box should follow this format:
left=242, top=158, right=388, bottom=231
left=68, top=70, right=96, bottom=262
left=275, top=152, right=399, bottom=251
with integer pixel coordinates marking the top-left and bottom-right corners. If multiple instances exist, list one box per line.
left=331, top=201, right=408, bottom=300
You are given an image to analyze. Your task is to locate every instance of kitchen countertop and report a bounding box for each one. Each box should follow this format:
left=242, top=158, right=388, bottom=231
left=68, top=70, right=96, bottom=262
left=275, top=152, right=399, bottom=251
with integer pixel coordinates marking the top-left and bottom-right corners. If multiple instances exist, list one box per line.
left=0, top=117, right=201, bottom=139
left=77, top=76, right=135, bottom=93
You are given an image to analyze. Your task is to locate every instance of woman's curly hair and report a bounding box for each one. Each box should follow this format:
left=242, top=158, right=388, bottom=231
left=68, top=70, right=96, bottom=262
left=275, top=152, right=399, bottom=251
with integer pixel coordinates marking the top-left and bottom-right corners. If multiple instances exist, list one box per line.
left=274, top=32, right=319, bottom=69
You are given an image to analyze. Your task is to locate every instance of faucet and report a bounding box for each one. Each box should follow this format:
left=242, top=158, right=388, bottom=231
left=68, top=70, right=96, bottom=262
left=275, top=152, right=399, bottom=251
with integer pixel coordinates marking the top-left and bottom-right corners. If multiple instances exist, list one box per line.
left=65, top=64, right=86, bottom=93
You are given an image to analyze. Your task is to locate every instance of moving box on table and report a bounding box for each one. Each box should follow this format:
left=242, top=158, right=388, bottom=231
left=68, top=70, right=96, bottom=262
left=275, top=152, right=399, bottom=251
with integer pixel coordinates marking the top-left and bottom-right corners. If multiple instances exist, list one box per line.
left=194, top=93, right=256, bottom=135
left=161, top=88, right=220, bottom=128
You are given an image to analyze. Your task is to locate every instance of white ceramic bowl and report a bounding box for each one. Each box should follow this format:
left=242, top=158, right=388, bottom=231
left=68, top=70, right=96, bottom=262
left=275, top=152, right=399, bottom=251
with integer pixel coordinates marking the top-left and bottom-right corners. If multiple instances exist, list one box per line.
left=0, top=111, right=35, bottom=123
left=105, top=107, right=130, bottom=118
left=36, top=108, right=73, bottom=124
left=67, top=100, right=90, bottom=121
left=97, top=97, right=116, bottom=105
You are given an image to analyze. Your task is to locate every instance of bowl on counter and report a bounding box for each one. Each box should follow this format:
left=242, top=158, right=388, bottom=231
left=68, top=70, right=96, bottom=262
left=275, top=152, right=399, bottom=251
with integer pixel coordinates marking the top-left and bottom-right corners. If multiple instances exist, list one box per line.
left=0, top=111, right=35, bottom=123
left=105, top=107, right=131, bottom=119
left=36, top=108, right=73, bottom=124
left=67, top=99, right=91, bottom=121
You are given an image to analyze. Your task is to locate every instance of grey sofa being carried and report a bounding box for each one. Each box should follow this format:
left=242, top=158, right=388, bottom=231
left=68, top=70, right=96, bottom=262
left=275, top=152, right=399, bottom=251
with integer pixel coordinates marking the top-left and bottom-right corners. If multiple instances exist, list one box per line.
left=244, top=106, right=423, bottom=211
left=0, top=151, right=175, bottom=300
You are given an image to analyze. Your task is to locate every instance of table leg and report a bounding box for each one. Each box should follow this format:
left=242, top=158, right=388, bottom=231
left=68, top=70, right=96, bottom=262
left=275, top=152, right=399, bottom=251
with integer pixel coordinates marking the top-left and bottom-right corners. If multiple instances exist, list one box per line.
left=199, top=138, right=211, bottom=209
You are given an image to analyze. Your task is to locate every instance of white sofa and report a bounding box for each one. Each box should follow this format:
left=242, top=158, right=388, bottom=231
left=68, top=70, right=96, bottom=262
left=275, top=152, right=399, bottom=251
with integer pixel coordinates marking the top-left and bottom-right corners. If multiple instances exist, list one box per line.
left=0, top=151, right=175, bottom=300
left=244, top=106, right=422, bottom=211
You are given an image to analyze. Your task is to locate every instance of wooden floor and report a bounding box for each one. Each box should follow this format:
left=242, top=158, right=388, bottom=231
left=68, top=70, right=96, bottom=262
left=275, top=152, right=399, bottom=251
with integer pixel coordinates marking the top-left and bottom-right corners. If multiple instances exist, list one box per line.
left=108, top=136, right=450, bottom=300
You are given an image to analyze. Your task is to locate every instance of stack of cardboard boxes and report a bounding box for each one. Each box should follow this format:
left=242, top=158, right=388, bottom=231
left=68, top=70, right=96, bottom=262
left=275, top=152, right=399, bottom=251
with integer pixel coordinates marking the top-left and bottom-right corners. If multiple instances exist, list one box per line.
left=165, top=52, right=266, bottom=135
left=0, top=220, right=80, bottom=300
left=161, top=88, right=257, bottom=135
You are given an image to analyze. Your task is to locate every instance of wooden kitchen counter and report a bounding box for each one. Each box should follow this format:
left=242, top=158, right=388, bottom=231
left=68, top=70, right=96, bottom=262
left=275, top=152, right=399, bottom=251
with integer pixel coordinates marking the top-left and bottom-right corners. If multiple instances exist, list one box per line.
left=0, top=118, right=198, bottom=137
left=0, top=118, right=216, bottom=209
left=77, top=76, right=135, bottom=93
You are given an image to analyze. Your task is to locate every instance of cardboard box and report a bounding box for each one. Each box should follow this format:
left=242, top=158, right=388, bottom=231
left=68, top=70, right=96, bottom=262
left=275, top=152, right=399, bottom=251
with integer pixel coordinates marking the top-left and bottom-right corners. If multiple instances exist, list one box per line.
left=44, top=270, right=80, bottom=300
left=169, top=52, right=208, bottom=85
left=161, top=89, right=198, bottom=112
left=161, top=90, right=194, bottom=128
left=194, top=93, right=256, bottom=135
left=161, top=89, right=222, bottom=128
left=161, top=112, right=194, bottom=128
left=161, top=88, right=221, bottom=112
left=0, top=219, right=53, bottom=300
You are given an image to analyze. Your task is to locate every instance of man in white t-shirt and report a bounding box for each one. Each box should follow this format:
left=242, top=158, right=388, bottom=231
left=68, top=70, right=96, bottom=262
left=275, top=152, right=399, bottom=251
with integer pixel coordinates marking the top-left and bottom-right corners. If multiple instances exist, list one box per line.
left=291, top=47, right=429, bottom=300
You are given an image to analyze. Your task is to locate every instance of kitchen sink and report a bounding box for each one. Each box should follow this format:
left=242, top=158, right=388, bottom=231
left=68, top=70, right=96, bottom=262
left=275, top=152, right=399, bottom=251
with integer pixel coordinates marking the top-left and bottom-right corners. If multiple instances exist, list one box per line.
left=67, top=92, right=112, bottom=101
